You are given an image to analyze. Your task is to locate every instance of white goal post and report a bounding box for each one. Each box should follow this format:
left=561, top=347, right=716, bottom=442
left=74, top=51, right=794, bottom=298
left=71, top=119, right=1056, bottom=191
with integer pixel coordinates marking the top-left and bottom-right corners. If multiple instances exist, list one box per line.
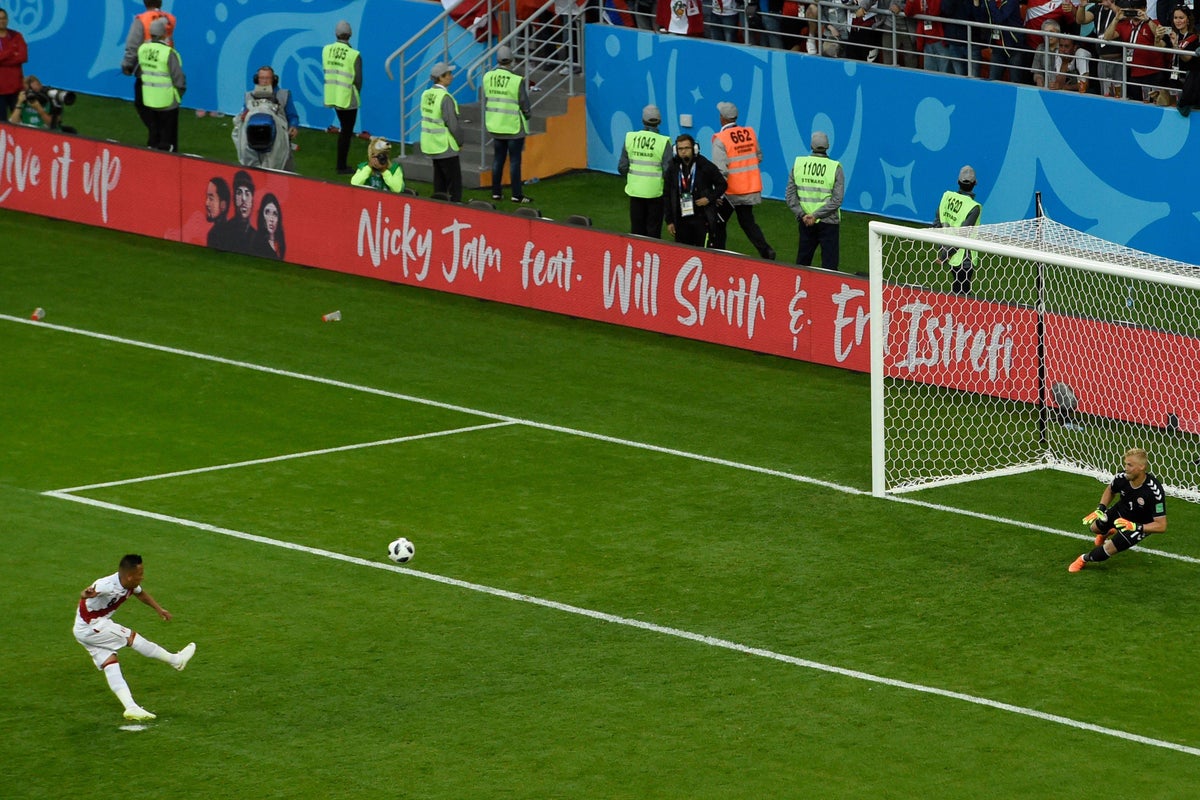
left=868, top=215, right=1200, bottom=502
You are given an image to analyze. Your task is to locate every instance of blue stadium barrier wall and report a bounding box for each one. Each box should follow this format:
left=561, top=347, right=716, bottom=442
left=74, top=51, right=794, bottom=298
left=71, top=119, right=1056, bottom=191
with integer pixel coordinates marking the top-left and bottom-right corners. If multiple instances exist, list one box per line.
left=585, top=26, right=1200, bottom=264
left=15, top=0, right=480, bottom=142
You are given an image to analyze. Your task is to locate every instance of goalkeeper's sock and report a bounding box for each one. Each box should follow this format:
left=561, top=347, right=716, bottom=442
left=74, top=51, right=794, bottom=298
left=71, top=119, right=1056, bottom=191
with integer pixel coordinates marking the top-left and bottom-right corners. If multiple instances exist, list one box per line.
left=1084, top=546, right=1110, bottom=563
left=130, top=633, right=174, bottom=664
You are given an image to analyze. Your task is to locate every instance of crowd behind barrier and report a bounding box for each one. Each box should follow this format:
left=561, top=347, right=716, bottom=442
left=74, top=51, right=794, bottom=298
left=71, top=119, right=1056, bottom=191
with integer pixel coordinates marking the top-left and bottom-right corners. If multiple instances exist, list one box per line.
left=607, top=0, right=1199, bottom=110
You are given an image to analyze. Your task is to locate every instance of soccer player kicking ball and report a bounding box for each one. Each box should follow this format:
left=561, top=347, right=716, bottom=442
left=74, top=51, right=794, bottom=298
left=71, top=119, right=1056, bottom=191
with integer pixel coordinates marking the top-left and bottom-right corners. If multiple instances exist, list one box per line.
left=1069, top=448, right=1167, bottom=572
left=73, top=554, right=196, bottom=721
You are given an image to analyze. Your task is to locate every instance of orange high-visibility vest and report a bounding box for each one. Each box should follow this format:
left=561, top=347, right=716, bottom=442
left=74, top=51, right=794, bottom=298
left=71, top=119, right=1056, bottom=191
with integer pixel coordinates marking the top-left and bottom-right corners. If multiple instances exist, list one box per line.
left=713, top=125, right=763, bottom=195
left=135, top=9, right=176, bottom=46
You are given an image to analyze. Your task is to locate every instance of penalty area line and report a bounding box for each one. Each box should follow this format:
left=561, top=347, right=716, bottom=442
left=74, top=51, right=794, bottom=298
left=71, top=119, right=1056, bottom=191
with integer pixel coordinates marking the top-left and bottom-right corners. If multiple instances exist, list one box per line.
left=51, top=421, right=519, bottom=494
left=41, top=489, right=1200, bottom=760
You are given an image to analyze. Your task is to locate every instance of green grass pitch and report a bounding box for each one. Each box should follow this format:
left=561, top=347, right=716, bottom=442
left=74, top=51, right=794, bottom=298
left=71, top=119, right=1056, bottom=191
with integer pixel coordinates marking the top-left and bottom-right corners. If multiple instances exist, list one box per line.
left=4, top=197, right=1200, bottom=797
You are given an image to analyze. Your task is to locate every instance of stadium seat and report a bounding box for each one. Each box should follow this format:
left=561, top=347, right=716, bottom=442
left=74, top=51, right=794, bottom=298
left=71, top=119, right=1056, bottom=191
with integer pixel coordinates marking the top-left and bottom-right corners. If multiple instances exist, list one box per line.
left=431, top=191, right=452, bottom=202
left=565, top=214, right=592, bottom=227
left=399, top=187, right=418, bottom=197
left=513, top=206, right=541, bottom=218
left=467, top=199, right=496, bottom=211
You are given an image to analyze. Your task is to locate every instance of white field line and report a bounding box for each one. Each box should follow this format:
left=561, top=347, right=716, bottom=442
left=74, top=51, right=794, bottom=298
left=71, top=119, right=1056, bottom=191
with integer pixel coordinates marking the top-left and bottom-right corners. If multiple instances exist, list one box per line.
left=53, top=422, right=518, bottom=494
left=15, top=313, right=1193, bottom=567
left=40, top=490, right=1200, bottom=760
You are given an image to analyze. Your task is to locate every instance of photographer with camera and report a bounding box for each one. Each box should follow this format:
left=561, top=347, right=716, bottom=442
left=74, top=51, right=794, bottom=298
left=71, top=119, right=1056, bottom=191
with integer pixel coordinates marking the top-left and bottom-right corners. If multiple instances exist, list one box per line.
left=8, top=75, right=76, bottom=131
left=9, top=75, right=51, bottom=128
left=1103, top=0, right=1169, bottom=100
left=351, top=137, right=406, bottom=193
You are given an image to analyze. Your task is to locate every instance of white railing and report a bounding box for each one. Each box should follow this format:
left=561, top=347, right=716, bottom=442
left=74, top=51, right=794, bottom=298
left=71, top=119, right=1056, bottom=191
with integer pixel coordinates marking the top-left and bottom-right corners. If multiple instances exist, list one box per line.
left=617, top=3, right=1186, bottom=103
left=386, top=0, right=586, bottom=161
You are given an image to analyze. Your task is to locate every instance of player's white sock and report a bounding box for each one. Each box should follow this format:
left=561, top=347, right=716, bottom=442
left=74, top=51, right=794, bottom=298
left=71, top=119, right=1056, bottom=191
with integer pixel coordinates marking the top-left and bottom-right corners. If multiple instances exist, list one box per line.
left=103, top=663, right=137, bottom=711
left=130, top=633, right=174, bottom=664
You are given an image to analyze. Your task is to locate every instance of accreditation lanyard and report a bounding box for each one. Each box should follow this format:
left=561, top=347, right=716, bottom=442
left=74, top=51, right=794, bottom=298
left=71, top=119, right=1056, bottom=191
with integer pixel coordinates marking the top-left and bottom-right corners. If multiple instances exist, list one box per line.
left=679, top=161, right=698, bottom=217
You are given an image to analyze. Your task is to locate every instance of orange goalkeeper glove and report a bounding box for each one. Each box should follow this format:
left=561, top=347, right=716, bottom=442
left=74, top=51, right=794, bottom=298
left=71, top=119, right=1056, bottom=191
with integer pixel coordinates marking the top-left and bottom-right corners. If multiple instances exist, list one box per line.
left=1082, top=504, right=1106, bottom=525
left=1113, top=518, right=1143, bottom=534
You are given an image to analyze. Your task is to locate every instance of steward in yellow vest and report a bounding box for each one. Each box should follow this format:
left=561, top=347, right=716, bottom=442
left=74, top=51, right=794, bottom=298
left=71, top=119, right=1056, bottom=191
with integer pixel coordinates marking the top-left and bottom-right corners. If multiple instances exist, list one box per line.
left=420, top=62, right=463, bottom=202
left=324, top=20, right=363, bottom=174
left=935, top=165, right=983, bottom=294
left=617, top=104, right=672, bottom=238
left=785, top=131, right=844, bottom=270
left=482, top=46, right=533, bottom=203
left=136, top=16, right=185, bottom=151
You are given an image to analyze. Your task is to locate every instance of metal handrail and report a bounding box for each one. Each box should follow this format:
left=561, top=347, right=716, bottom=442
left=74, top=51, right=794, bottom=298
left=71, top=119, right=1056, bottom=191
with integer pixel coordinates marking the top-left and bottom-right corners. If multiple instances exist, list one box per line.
left=624, top=3, right=1184, bottom=100
left=465, top=1, right=585, bottom=171
left=384, top=0, right=502, bottom=156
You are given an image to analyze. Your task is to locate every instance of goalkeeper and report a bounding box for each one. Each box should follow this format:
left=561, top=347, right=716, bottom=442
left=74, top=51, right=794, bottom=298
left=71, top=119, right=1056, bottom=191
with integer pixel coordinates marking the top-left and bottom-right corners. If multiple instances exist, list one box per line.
left=1069, top=448, right=1167, bottom=572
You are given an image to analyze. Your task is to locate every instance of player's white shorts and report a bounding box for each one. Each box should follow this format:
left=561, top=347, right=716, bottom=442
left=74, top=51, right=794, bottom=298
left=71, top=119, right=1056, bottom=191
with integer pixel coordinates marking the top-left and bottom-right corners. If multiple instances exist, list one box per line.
left=74, top=617, right=133, bottom=669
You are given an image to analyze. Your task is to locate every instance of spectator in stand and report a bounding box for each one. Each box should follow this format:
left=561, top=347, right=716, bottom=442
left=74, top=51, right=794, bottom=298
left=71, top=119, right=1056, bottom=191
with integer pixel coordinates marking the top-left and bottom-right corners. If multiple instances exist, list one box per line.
left=1148, top=11, right=1175, bottom=103
left=882, top=0, right=917, bottom=65
left=806, top=0, right=850, bottom=56
left=974, top=0, right=1024, bottom=80
left=752, top=0, right=787, bottom=49
left=708, top=0, right=743, bottom=41
left=0, top=8, right=28, bottom=117
left=658, top=0, right=706, bottom=34
left=1032, top=20, right=1093, bottom=89
left=1077, top=0, right=1121, bottom=94
left=1020, top=0, right=1077, bottom=84
left=846, top=0, right=884, bottom=61
left=940, top=0, right=971, bottom=74
left=1103, top=0, right=1166, bottom=101
left=906, top=0, right=950, bottom=71
left=780, top=0, right=812, bottom=50
left=628, top=0, right=658, bottom=29
left=1166, top=6, right=1200, bottom=114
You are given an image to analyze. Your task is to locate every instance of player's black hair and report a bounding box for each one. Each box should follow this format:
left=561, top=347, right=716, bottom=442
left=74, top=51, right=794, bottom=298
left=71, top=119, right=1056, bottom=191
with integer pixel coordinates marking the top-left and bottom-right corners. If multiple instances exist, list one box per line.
left=119, top=554, right=144, bottom=571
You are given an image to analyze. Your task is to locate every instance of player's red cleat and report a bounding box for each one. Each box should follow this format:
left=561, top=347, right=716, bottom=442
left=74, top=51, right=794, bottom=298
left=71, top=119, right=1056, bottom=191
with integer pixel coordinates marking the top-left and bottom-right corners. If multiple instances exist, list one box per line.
left=1068, top=556, right=1086, bottom=573
left=1094, top=533, right=1106, bottom=547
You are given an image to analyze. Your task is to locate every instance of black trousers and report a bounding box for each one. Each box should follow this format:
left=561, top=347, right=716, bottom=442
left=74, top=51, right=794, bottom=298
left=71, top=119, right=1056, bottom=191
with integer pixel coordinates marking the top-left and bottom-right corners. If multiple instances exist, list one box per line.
left=147, top=107, right=179, bottom=152
left=796, top=219, right=840, bottom=270
left=432, top=156, right=463, bottom=202
left=135, top=76, right=178, bottom=151
left=335, top=107, right=357, bottom=170
left=629, top=196, right=664, bottom=239
left=709, top=203, right=773, bottom=257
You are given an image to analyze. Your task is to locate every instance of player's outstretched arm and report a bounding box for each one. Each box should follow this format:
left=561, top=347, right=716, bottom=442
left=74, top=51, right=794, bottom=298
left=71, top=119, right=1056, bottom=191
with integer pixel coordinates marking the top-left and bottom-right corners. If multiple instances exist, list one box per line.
left=137, top=590, right=173, bottom=621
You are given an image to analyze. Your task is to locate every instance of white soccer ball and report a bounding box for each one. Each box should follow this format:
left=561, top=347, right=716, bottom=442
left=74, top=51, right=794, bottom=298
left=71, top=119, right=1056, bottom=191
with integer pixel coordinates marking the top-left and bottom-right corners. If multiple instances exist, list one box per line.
left=387, top=537, right=415, bottom=564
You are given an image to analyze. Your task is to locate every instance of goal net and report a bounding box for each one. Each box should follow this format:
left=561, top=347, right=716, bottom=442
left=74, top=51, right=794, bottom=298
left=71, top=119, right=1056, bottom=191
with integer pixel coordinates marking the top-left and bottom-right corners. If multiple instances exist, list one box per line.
left=868, top=215, right=1200, bottom=502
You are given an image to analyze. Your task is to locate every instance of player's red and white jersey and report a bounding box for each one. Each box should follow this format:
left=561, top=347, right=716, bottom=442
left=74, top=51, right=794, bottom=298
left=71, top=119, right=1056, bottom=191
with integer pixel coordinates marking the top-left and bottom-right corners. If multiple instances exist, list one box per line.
left=74, top=572, right=140, bottom=628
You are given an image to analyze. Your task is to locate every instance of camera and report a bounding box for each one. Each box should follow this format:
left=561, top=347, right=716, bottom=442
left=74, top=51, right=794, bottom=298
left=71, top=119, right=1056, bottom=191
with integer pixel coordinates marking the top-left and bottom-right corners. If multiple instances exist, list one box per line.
left=28, top=87, right=76, bottom=109
left=44, top=88, right=76, bottom=108
left=1123, top=7, right=1140, bottom=15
